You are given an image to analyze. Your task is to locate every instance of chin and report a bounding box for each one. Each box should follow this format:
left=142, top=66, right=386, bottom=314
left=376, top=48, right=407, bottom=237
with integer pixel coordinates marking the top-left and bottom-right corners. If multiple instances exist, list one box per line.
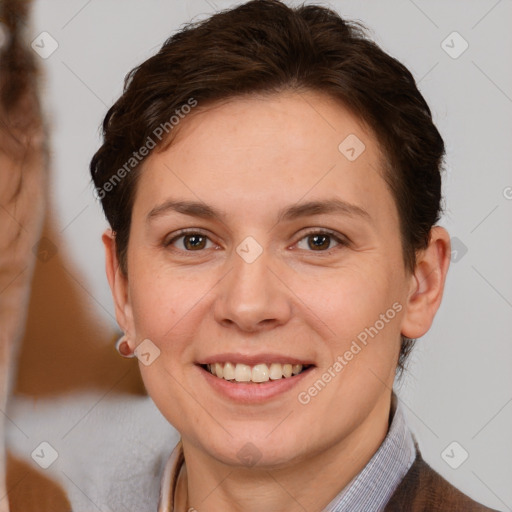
left=196, top=430, right=306, bottom=469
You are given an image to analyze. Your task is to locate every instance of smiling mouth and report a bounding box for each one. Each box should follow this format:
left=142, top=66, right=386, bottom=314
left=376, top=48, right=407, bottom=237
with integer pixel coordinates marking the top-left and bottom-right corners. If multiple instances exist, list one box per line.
left=201, top=362, right=312, bottom=383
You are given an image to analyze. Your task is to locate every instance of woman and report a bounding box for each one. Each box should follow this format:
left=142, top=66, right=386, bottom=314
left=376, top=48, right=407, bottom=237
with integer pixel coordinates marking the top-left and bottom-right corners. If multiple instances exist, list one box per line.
left=90, top=1, right=497, bottom=510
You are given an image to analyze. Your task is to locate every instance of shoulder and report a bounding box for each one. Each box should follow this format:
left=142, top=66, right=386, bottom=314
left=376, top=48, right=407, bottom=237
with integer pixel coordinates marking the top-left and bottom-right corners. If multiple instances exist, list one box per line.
left=384, top=451, right=499, bottom=512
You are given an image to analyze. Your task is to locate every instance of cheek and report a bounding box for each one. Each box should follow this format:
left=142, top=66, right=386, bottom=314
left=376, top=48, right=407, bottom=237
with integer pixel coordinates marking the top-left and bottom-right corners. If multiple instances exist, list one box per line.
left=128, top=262, right=212, bottom=340
left=300, top=264, right=402, bottom=329
left=294, top=262, right=405, bottom=374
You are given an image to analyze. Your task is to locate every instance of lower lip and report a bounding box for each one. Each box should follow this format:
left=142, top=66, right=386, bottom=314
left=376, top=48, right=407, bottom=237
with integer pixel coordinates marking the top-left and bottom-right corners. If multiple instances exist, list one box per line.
left=198, top=365, right=315, bottom=404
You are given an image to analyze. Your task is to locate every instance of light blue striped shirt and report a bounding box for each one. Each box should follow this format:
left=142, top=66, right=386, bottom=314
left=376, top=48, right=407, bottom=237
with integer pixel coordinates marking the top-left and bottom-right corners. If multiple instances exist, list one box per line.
left=323, top=393, right=416, bottom=511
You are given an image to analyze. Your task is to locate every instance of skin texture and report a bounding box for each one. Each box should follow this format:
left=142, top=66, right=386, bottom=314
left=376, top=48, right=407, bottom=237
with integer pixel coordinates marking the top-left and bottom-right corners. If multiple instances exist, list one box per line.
left=103, top=90, right=450, bottom=512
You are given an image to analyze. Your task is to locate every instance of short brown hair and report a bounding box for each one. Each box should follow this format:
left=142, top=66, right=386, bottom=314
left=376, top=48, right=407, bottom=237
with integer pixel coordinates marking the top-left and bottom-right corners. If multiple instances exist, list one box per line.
left=90, top=0, right=445, bottom=373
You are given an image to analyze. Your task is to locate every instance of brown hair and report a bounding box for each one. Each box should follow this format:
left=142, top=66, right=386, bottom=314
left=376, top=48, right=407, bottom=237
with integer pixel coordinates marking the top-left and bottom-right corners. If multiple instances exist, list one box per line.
left=90, top=0, right=445, bottom=373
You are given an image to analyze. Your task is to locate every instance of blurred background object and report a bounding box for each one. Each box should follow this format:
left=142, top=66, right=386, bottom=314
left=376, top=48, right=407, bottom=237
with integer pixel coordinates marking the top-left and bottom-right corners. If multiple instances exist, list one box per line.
left=0, top=1, right=167, bottom=509
left=0, top=0, right=49, bottom=508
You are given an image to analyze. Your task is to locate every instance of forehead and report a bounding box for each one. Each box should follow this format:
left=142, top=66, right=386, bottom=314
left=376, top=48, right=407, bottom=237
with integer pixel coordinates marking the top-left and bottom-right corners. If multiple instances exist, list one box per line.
left=134, top=90, right=396, bottom=225
left=159, top=90, right=379, bottom=171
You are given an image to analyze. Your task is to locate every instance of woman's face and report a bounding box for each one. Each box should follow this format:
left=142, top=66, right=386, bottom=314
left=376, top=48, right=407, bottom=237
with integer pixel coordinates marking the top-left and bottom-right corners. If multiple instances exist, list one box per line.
left=109, top=91, right=419, bottom=467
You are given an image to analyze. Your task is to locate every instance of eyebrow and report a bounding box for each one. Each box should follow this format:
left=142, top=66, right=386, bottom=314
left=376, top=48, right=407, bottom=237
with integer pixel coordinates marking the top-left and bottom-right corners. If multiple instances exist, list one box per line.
left=146, top=198, right=371, bottom=223
left=277, top=198, right=370, bottom=223
left=147, top=200, right=220, bottom=222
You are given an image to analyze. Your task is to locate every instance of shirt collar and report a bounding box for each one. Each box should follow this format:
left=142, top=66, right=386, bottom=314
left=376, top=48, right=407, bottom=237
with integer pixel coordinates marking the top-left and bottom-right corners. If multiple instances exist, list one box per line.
left=323, top=393, right=416, bottom=511
left=158, top=393, right=415, bottom=512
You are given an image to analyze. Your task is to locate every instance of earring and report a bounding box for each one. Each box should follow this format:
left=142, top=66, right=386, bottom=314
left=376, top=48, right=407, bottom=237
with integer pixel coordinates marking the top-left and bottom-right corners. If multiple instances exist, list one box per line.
left=115, top=334, right=135, bottom=358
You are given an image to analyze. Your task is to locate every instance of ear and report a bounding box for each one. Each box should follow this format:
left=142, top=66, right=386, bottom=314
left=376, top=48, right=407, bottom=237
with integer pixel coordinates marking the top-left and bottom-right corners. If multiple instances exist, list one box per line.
left=401, top=226, right=451, bottom=339
left=102, top=228, right=136, bottom=350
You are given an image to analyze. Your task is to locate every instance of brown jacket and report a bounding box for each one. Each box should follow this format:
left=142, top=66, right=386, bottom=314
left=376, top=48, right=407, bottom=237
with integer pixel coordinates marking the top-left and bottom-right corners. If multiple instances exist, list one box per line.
left=385, top=451, right=500, bottom=511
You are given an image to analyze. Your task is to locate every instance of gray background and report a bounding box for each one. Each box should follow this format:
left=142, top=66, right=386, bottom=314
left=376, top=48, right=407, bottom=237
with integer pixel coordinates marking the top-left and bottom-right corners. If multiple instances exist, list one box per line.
left=7, top=1, right=511, bottom=510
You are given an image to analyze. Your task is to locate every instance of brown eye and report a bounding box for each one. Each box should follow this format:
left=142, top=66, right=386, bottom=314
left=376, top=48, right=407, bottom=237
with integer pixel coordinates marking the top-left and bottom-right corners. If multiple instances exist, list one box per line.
left=166, top=232, right=214, bottom=251
left=296, top=231, right=347, bottom=252
left=307, top=234, right=331, bottom=251
left=183, top=234, right=207, bottom=250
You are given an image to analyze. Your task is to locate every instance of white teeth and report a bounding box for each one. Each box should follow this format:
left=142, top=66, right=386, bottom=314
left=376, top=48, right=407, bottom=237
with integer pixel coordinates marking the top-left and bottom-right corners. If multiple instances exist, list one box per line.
left=223, top=362, right=235, bottom=380
left=205, top=362, right=305, bottom=383
left=292, top=364, right=302, bottom=375
left=252, top=364, right=270, bottom=383
left=269, top=363, right=283, bottom=380
left=234, top=364, right=252, bottom=382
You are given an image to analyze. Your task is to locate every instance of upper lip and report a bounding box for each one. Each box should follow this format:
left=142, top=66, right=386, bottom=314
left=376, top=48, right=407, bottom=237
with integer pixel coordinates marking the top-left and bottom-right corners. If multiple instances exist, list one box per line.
left=197, top=353, right=315, bottom=366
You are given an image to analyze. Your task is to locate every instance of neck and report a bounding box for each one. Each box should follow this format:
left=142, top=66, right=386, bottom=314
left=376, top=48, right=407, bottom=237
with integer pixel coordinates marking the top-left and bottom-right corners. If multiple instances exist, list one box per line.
left=178, top=394, right=392, bottom=512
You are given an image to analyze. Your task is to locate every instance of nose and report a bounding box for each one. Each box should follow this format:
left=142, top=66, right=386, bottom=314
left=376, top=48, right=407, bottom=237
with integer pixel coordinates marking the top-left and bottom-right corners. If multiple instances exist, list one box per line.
left=213, top=247, right=292, bottom=333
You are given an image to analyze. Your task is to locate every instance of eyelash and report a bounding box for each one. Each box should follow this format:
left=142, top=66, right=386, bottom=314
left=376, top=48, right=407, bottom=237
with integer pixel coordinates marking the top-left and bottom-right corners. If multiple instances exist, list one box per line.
left=296, top=228, right=349, bottom=253
left=164, top=228, right=349, bottom=255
